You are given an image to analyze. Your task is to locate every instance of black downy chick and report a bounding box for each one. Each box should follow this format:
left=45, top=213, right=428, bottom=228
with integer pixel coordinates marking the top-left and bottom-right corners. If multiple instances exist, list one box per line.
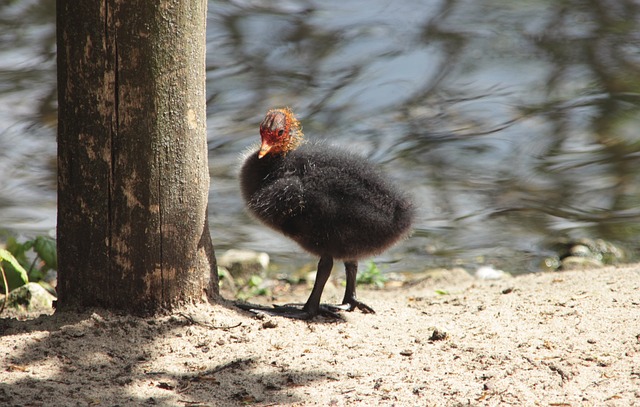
left=239, top=108, right=414, bottom=319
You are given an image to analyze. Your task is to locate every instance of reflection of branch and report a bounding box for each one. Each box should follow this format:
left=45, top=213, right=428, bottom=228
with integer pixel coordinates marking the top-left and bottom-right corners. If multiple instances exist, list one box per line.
left=402, top=115, right=523, bottom=147
left=519, top=93, right=640, bottom=117
left=407, top=0, right=467, bottom=102
left=448, top=117, right=522, bottom=138
left=478, top=204, right=640, bottom=223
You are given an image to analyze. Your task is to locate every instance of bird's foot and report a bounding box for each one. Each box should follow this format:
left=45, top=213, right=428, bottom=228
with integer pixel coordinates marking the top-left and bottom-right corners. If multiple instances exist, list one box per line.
left=327, top=299, right=376, bottom=314
left=275, top=303, right=345, bottom=320
left=236, top=302, right=342, bottom=320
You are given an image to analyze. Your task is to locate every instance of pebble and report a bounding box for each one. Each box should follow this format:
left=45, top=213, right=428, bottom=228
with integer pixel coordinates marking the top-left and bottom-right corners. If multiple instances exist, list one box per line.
left=475, top=266, right=508, bottom=280
left=218, top=249, right=269, bottom=278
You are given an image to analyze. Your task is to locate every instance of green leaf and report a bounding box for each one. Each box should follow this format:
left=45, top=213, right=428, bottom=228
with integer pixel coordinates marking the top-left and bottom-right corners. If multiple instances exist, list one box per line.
left=356, top=261, right=388, bottom=287
left=0, top=248, right=29, bottom=290
left=33, top=236, right=57, bottom=270
left=5, top=237, right=29, bottom=266
left=28, top=267, right=45, bottom=283
left=248, top=275, right=263, bottom=288
left=22, top=240, right=34, bottom=252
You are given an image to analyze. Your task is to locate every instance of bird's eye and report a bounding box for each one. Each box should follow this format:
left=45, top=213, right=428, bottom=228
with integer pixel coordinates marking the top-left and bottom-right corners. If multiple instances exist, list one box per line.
left=278, top=129, right=284, bottom=136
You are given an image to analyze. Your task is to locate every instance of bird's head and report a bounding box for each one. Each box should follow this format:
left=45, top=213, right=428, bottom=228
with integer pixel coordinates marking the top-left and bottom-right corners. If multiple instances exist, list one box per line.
left=258, top=107, right=303, bottom=158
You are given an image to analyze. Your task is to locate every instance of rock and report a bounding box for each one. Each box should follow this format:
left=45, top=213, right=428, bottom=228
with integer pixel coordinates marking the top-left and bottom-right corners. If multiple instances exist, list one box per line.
left=540, top=256, right=561, bottom=271
left=569, top=244, right=591, bottom=257
left=549, top=237, right=627, bottom=270
left=3, top=282, right=56, bottom=312
left=217, top=266, right=238, bottom=294
left=218, top=249, right=269, bottom=279
left=429, top=328, right=449, bottom=341
left=561, top=256, right=604, bottom=270
left=475, top=265, right=509, bottom=280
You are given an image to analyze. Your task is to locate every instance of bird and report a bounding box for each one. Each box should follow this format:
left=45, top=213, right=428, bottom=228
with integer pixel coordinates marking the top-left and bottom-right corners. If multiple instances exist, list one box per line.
left=239, top=107, right=414, bottom=319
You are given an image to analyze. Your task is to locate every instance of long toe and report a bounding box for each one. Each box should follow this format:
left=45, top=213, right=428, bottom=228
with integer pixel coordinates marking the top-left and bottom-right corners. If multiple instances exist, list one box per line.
left=270, top=304, right=318, bottom=320
left=344, top=299, right=376, bottom=314
left=324, top=300, right=375, bottom=314
left=236, top=302, right=342, bottom=320
left=272, top=304, right=344, bottom=320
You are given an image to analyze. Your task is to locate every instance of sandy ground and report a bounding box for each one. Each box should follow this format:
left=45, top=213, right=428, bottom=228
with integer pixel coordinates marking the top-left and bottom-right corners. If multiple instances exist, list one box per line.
left=1, top=264, right=639, bottom=407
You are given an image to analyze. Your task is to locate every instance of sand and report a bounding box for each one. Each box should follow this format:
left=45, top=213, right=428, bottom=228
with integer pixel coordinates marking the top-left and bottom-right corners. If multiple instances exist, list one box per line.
left=1, top=264, right=639, bottom=406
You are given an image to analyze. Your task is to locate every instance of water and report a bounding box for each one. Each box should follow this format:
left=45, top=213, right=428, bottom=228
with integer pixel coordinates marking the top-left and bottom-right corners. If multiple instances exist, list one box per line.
left=1, top=0, right=639, bottom=275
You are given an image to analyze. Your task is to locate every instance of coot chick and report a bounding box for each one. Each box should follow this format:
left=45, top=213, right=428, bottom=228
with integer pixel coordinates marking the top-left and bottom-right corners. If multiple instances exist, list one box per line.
left=239, top=108, right=414, bottom=319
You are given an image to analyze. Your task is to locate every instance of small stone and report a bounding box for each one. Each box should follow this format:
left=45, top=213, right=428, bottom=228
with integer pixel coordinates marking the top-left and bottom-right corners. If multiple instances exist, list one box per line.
left=541, top=257, right=561, bottom=271
left=399, top=349, right=413, bottom=356
left=475, top=266, right=508, bottom=280
left=429, top=328, right=448, bottom=341
left=4, top=283, right=56, bottom=312
left=218, top=249, right=269, bottom=278
left=561, top=256, right=604, bottom=270
left=262, top=319, right=278, bottom=329
left=569, top=244, right=591, bottom=257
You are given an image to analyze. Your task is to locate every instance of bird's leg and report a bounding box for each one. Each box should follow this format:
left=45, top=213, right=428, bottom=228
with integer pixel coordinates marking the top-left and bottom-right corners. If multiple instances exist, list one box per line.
left=238, top=256, right=374, bottom=319
left=273, top=255, right=339, bottom=318
left=301, top=255, right=334, bottom=316
left=238, top=255, right=340, bottom=320
left=337, top=260, right=375, bottom=313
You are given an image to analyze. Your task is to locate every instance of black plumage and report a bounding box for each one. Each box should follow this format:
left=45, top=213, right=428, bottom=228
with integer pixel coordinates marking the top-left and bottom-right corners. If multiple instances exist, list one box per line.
left=239, top=108, right=414, bottom=319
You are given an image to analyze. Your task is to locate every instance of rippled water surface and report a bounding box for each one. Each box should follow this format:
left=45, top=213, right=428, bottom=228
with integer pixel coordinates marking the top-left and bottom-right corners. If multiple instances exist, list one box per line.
left=1, top=0, right=639, bottom=274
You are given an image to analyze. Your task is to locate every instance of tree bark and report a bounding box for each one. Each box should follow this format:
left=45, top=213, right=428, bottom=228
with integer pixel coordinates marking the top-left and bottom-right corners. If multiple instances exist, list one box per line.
left=56, top=0, right=218, bottom=313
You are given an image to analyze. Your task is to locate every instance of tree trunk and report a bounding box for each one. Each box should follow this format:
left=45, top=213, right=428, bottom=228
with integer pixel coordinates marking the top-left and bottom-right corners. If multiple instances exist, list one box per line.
left=56, top=0, right=218, bottom=314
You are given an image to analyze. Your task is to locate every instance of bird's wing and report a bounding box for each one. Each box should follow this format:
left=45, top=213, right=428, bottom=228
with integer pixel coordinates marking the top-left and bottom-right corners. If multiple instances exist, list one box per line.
left=247, top=175, right=305, bottom=227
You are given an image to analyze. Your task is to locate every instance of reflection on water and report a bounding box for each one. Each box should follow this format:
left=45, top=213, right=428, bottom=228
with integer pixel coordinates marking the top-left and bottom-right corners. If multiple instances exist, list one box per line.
left=1, top=0, right=639, bottom=274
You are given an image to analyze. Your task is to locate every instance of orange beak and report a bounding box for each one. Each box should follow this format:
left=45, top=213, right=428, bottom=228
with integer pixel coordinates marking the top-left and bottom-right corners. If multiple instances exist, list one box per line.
left=258, top=140, right=272, bottom=159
